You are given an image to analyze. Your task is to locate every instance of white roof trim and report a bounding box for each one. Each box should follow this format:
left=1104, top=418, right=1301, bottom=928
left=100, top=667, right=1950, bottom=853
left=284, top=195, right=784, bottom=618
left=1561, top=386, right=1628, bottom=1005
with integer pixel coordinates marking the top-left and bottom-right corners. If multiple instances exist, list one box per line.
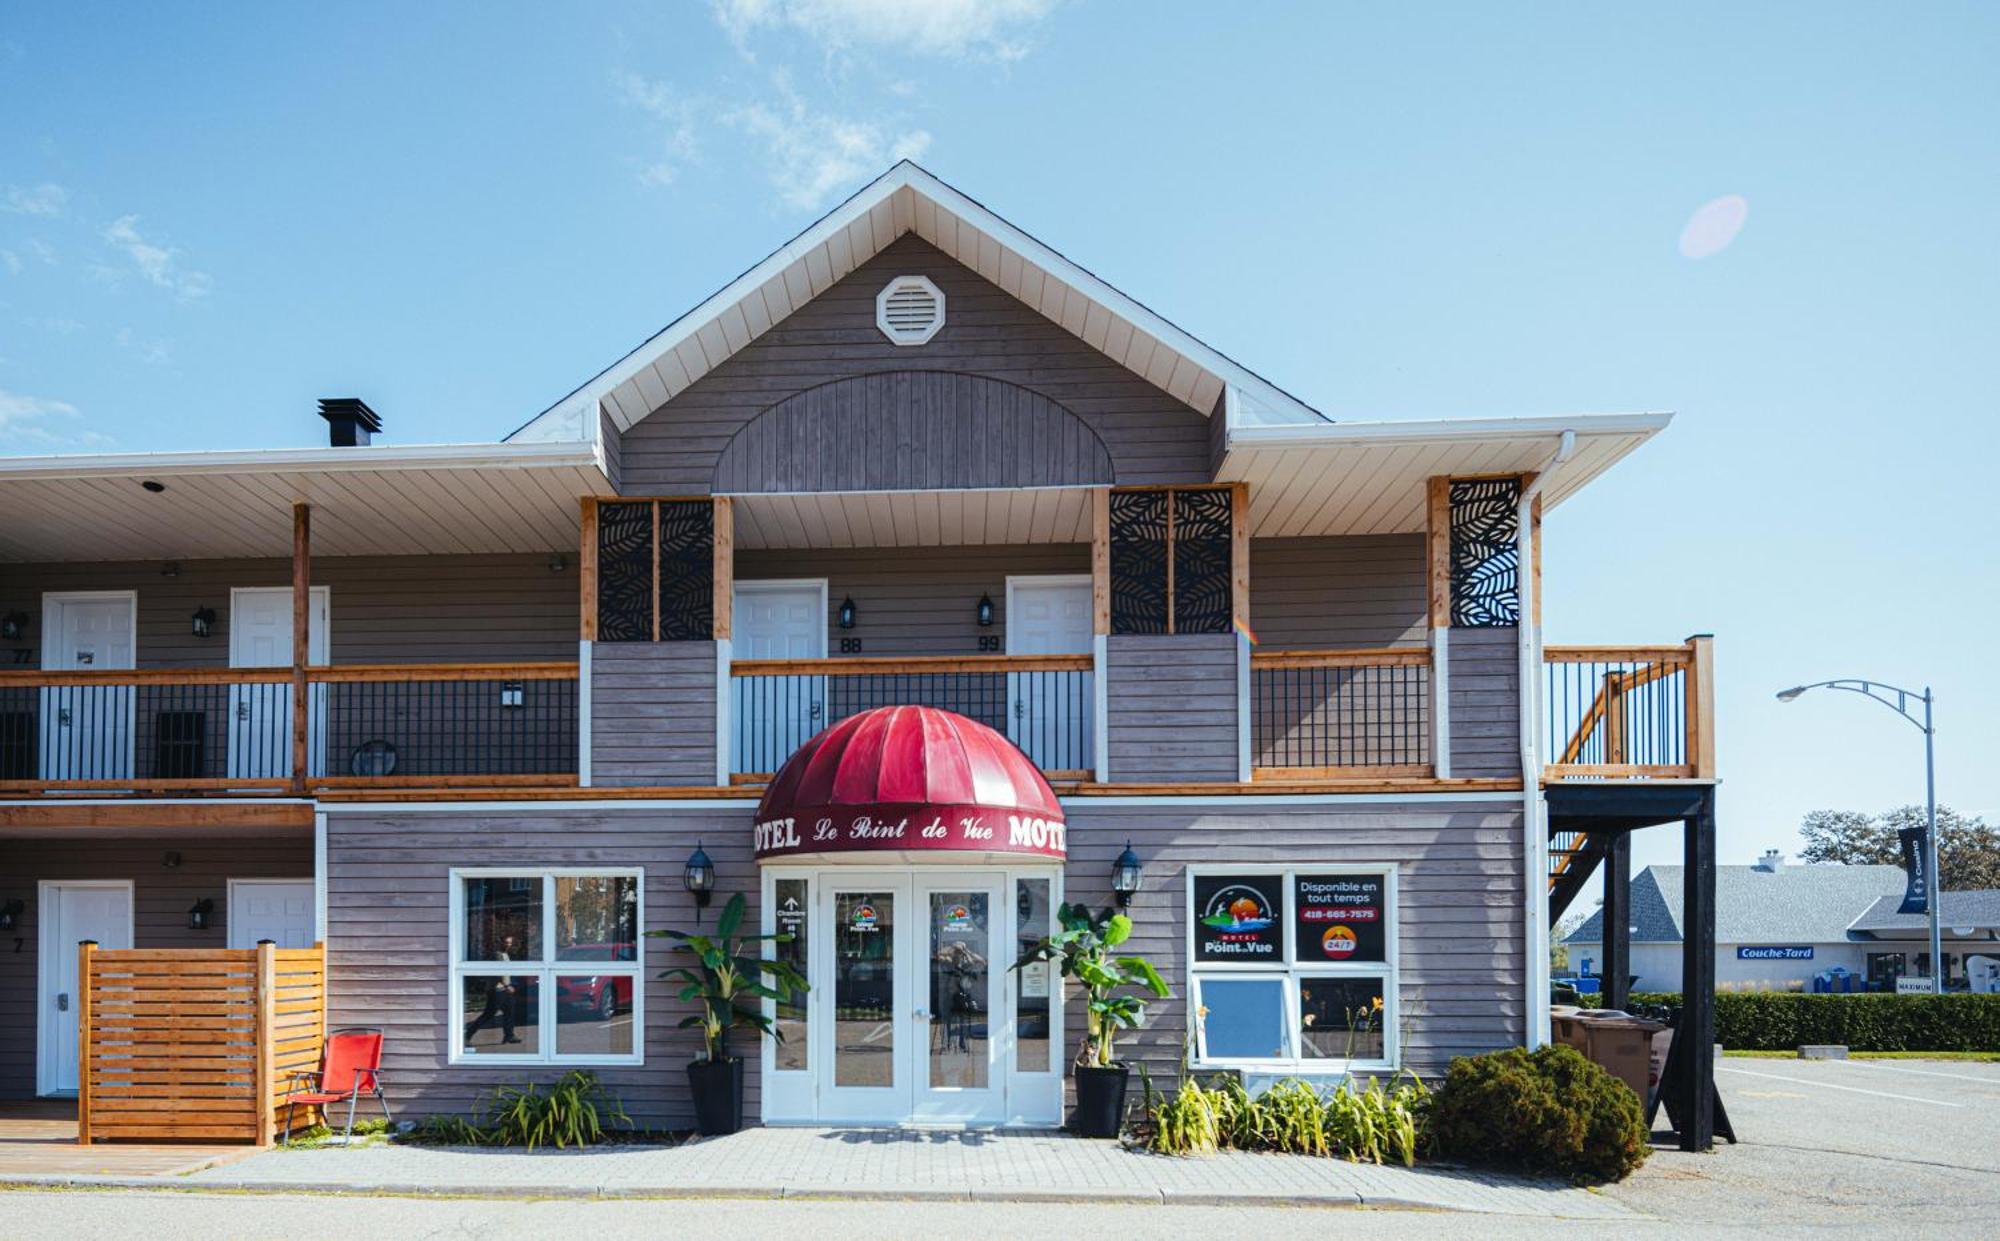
left=0, top=438, right=603, bottom=481
left=508, top=161, right=1329, bottom=441
left=1224, top=411, right=1673, bottom=450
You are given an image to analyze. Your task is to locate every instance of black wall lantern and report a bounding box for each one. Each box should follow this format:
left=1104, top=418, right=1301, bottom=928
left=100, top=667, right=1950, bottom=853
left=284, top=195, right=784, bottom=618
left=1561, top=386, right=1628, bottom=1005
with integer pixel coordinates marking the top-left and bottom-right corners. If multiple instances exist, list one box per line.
left=837, top=596, right=857, bottom=630
left=187, top=898, right=215, bottom=932
left=1112, top=841, right=1143, bottom=907
left=683, top=843, right=715, bottom=913
left=0, top=898, right=23, bottom=932
left=1, top=612, right=26, bottom=642
left=976, top=594, right=995, bottom=628
left=190, top=607, right=216, bottom=639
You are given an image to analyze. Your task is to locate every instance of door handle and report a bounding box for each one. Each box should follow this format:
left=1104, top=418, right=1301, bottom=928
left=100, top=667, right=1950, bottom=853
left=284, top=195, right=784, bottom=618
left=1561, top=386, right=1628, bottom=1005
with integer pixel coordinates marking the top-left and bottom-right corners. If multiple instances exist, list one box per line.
left=57, top=992, right=68, bottom=1012
left=912, top=1008, right=931, bottom=1020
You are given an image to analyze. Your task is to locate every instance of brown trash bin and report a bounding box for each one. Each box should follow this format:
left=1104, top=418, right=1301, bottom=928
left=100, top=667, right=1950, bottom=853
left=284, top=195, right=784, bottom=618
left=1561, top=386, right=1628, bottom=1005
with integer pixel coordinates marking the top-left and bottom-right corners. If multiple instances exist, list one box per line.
left=1550, top=1008, right=1590, bottom=1053
left=1573, top=1012, right=1668, bottom=1101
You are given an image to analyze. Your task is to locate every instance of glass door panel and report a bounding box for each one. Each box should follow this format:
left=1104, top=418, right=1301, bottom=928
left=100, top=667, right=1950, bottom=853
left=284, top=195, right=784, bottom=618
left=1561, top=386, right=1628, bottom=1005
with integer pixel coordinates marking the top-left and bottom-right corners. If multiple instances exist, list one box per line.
left=927, top=891, right=991, bottom=1090
left=832, top=889, right=897, bottom=1089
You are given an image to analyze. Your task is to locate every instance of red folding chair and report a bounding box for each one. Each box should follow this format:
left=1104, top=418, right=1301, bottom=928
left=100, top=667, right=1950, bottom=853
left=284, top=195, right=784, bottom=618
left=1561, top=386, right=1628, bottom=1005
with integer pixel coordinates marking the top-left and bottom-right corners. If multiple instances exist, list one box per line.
left=281, top=1027, right=393, bottom=1144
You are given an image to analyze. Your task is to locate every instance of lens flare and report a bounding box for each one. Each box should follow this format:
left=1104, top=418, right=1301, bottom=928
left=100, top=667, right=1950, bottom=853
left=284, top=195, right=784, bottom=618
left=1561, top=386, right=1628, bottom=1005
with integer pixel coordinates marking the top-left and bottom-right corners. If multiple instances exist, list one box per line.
left=1678, top=194, right=1749, bottom=259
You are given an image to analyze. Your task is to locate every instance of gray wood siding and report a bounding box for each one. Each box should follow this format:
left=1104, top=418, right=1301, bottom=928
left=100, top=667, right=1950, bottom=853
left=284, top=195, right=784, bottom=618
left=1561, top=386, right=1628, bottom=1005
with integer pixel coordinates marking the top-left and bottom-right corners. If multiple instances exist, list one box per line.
left=619, top=234, right=1215, bottom=493
left=714, top=372, right=1114, bottom=493
left=597, top=405, right=624, bottom=493
left=317, top=798, right=1522, bottom=1125
left=1249, top=535, right=1427, bottom=650
left=1105, top=635, right=1240, bottom=783
left=735, top=544, right=1088, bottom=658
left=1063, top=801, right=1528, bottom=1077
left=0, top=555, right=578, bottom=668
left=589, top=641, right=717, bottom=786
left=0, top=832, right=314, bottom=1099
left=324, top=807, right=755, bottom=1129
left=1449, top=626, right=1522, bottom=778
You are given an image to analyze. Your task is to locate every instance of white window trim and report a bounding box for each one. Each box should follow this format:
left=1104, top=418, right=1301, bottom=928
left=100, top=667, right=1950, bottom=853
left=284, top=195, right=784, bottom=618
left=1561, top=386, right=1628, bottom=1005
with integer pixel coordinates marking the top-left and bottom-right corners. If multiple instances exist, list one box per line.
left=1185, top=863, right=1399, bottom=1075
left=447, top=867, right=645, bottom=1068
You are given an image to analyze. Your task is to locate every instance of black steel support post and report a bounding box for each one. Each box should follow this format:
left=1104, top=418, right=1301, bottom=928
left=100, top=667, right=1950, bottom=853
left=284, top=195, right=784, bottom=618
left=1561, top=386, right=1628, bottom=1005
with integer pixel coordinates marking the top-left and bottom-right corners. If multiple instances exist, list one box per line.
left=1678, top=793, right=1717, bottom=1152
left=1602, top=831, right=1632, bottom=1013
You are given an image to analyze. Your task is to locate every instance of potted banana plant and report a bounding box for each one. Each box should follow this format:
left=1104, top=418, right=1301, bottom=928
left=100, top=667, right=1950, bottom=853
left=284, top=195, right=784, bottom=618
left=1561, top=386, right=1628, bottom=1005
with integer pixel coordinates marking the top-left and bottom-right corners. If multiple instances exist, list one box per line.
left=1015, top=902, right=1169, bottom=1138
left=652, top=892, right=809, bottom=1136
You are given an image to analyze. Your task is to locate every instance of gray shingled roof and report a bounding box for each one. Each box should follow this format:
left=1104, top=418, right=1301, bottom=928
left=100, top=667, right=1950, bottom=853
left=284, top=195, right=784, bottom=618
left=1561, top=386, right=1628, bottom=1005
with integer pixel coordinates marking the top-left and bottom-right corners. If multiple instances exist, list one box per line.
left=1564, top=863, right=1906, bottom=945
left=1849, top=889, right=2000, bottom=934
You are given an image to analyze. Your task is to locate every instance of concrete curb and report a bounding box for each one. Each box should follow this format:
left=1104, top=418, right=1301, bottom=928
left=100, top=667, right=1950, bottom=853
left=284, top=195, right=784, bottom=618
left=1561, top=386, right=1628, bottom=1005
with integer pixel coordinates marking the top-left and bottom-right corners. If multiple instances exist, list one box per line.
left=0, top=1175, right=1623, bottom=1217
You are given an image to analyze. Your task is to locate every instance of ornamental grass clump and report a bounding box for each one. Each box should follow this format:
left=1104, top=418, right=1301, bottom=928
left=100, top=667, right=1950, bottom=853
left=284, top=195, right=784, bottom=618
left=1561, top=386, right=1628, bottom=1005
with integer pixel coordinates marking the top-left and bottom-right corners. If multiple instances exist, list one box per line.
left=1426, top=1044, right=1648, bottom=1184
left=1144, top=1071, right=1429, bottom=1166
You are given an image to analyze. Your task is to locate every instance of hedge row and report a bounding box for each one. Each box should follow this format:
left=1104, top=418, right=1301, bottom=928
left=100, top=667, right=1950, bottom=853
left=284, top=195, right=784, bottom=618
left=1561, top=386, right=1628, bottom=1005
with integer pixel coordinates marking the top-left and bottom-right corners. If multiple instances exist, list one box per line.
left=1566, top=991, right=2000, bottom=1052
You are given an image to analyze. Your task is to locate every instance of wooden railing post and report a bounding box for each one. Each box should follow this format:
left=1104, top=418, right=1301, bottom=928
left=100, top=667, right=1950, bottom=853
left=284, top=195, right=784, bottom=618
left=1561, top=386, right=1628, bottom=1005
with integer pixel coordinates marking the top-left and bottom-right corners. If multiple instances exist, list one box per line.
left=1603, top=672, right=1627, bottom=767
left=76, top=939, right=96, bottom=1147
left=1090, top=487, right=1110, bottom=637
left=1686, top=634, right=1716, bottom=779
left=255, top=939, right=276, bottom=1147
left=580, top=498, right=600, bottom=641
left=712, top=496, right=734, bottom=642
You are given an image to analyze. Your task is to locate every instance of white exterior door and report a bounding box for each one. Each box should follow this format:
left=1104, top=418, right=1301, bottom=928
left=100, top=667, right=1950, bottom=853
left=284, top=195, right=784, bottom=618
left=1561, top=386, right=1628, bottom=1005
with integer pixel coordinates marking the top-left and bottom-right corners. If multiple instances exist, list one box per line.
left=819, top=874, right=911, bottom=1124
left=227, top=879, right=316, bottom=949
left=1005, top=577, right=1093, bottom=772
left=39, top=593, right=136, bottom=781
left=228, top=587, right=329, bottom=779
left=732, top=581, right=827, bottom=774
left=38, top=881, right=133, bottom=1095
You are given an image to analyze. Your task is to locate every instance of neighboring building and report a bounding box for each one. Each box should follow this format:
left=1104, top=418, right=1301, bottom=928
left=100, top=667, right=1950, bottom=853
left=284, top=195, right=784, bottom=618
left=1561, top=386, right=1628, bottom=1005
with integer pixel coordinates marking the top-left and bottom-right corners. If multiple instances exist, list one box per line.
left=0, top=162, right=1711, bottom=1130
left=1565, top=850, right=2000, bottom=991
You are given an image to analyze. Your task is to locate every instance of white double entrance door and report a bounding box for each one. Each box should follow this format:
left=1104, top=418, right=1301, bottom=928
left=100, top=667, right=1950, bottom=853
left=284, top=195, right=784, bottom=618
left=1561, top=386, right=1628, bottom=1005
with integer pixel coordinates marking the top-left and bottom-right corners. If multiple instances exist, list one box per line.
left=762, top=868, right=1063, bottom=1127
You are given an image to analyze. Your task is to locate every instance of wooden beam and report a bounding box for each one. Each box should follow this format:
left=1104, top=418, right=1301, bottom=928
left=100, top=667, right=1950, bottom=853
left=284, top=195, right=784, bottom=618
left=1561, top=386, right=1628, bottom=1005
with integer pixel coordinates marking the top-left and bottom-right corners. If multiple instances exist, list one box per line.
left=290, top=503, right=310, bottom=795
left=1687, top=633, right=1717, bottom=780
left=712, top=496, right=734, bottom=641
left=732, top=653, right=1092, bottom=676
left=0, top=802, right=314, bottom=830
left=1090, top=487, right=1110, bottom=636
left=579, top=498, right=599, bottom=641
left=1531, top=490, right=1545, bottom=629
left=1426, top=476, right=1451, bottom=630
left=1230, top=481, right=1250, bottom=639
left=254, top=940, right=275, bottom=1147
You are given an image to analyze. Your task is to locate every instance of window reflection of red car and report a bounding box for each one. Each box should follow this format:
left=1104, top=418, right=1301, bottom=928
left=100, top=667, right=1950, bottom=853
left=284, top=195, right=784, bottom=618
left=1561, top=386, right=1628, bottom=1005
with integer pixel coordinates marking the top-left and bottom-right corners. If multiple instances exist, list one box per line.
left=558, top=944, right=635, bottom=1021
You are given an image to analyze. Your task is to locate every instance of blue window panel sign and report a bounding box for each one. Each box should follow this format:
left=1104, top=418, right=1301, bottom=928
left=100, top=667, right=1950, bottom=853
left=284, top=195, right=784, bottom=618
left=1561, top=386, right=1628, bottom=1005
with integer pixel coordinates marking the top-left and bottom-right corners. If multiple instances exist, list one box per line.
left=1737, top=946, right=1814, bottom=961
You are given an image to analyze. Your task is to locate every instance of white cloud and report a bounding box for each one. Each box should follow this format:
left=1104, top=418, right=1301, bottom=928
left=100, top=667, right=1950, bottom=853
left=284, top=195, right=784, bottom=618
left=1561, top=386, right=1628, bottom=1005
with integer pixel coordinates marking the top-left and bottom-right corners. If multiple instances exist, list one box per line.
left=618, top=72, right=704, bottom=186
left=712, top=0, right=1059, bottom=61
left=114, top=327, right=173, bottom=366
left=25, top=238, right=56, bottom=265
left=3, top=182, right=67, bottom=217
left=727, top=72, right=930, bottom=210
left=0, top=387, right=114, bottom=450
left=1678, top=194, right=1749, bottom=260
left=102, top=214, right=212, bottom=300
left=0, top=250, right=18, bottom=275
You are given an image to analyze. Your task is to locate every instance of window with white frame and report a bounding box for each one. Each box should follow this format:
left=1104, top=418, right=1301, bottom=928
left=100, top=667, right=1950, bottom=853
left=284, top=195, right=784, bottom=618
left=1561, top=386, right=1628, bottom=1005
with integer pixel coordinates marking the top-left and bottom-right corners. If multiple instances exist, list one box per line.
left=1187, top=866, right=1397, bottom=1071
left=450, top=869, right=644, bottom=1065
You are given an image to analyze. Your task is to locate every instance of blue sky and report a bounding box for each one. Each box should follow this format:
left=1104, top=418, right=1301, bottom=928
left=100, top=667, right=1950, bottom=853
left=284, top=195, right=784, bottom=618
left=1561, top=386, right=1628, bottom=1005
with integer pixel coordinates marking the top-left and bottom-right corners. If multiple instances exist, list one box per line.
left=3, top=2, right=1995, bottom=874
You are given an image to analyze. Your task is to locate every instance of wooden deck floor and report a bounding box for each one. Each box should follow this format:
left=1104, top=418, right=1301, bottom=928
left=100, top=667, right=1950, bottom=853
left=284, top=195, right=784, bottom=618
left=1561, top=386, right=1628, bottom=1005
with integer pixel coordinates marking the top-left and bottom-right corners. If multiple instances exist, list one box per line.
left=0, top=1100, right=260, bottom=1179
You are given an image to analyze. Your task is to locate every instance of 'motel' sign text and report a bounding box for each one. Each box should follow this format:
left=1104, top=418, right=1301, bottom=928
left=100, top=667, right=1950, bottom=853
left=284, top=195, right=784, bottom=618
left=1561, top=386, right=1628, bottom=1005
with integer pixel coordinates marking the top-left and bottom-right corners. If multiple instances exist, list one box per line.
left=753, top=804, right=1067, bottom=861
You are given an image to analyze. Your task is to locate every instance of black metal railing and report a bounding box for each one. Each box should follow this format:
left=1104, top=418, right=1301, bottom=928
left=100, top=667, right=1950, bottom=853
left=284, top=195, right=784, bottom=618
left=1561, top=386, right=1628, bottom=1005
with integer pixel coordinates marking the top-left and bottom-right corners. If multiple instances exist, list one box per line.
left=314, top=666, right=579, bottom=780
left=1543, top=648, right=1691, bottom=774
left=1251, top=649, right=1431, bottom=772
left=0, top=672, right=294, bottom=784
left=731, top=656, right=1094, bottom=778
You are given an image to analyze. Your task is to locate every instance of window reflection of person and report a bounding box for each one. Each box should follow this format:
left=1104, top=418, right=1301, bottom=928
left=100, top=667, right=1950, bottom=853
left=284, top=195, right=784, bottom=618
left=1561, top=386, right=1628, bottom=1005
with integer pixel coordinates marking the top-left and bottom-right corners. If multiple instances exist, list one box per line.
left=464, top=933, right=524, bottom=1046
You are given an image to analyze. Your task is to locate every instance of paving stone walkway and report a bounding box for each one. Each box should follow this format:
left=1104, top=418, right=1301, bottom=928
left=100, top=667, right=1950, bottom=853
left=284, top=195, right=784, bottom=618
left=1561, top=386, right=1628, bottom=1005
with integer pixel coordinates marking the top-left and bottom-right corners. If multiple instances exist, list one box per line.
left=79, top=1128, right=1638, bottom=1218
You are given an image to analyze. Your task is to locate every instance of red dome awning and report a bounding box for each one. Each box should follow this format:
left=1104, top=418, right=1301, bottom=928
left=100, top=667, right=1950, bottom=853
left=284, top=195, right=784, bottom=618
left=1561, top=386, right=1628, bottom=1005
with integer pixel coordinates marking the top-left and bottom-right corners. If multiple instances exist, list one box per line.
left=752, top=706, right=1066, bottom=862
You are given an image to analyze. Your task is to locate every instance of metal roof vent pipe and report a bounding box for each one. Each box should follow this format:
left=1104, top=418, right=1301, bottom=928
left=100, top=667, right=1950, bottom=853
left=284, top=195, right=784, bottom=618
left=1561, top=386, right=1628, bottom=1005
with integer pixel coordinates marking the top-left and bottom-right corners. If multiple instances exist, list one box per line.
left=318, top=397, right=382, bottom=447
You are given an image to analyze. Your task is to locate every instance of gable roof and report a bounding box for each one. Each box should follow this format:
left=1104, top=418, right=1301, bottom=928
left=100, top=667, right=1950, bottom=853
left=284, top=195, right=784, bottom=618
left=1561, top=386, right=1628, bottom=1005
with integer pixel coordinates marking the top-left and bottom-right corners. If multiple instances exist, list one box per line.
left=1850, top=889, right=2000, bottom=935
left=1565, top=862, right=1907, bottom=946
left=507, top=161, right=1331, bottom=444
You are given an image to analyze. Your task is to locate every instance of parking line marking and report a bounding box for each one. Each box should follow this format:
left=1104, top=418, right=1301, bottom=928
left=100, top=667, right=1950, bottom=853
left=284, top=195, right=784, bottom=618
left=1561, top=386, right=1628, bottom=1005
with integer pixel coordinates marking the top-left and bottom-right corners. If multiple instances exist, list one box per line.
left=1827, top=1059, right=2000, bottom=1084
left=1717, top=1066, right=1962, bottom=1106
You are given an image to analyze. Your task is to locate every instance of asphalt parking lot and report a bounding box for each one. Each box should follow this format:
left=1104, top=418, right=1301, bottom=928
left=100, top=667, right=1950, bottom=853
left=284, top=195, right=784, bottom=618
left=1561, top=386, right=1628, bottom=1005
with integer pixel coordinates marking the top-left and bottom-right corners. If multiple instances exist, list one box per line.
left=1603, top=1056, right=2000, bottom=1235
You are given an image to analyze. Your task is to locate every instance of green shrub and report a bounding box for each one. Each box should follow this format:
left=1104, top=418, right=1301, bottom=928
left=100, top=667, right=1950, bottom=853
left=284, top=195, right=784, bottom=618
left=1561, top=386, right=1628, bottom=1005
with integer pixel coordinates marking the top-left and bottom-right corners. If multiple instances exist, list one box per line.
left=1144, top=1073, right=1428, bottom=1166
left=1569, top=992, right=2000, bottom=1052
left=1428, top=1045, right=1648, bottom=1184
left=410, top=1070, right=632, bottom=1150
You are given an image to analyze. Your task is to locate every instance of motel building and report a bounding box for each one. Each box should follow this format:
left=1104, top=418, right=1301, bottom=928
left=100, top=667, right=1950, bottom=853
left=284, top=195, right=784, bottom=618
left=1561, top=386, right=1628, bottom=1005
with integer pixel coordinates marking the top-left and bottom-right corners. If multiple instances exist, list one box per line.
left=0, top=163, right=1722, bottom=1138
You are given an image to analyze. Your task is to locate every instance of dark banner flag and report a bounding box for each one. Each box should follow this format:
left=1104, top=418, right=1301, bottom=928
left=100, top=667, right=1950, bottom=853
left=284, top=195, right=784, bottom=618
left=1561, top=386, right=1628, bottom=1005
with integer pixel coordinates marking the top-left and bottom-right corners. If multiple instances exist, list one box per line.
left=1898, top=826, right=1930, bottom=915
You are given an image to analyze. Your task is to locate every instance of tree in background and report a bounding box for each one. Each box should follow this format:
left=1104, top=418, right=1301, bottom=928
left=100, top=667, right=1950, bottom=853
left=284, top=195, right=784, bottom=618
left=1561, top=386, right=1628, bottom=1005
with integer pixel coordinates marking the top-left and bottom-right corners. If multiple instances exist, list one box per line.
left=1798, top=805, right=2000, bottom=891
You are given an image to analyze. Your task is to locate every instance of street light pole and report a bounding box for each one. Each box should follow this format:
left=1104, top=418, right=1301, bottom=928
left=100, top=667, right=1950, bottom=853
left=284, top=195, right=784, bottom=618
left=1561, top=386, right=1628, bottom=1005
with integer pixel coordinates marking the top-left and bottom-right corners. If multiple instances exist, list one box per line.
left=1776, top=679, right=1943, bottom=995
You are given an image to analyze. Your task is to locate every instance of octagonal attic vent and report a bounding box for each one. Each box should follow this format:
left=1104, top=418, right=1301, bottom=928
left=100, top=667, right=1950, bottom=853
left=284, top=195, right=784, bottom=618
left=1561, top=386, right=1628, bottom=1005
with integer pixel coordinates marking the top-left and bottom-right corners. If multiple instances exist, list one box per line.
left=876, top=275, right=946, bottom=346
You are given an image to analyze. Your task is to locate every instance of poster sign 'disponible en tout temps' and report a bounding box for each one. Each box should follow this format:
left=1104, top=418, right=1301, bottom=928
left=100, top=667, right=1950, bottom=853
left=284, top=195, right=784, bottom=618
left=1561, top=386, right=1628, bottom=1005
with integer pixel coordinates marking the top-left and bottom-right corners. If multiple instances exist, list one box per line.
left=1192, top=874, right=1285, bottom=962
left=1294, top=874, right=1388, bottom=963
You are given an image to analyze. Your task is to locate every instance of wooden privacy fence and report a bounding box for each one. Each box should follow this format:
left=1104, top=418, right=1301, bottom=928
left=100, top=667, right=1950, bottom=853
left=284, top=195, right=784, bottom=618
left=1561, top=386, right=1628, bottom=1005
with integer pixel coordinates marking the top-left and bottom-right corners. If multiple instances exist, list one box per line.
left=79, top=941, right=326, bottom=1146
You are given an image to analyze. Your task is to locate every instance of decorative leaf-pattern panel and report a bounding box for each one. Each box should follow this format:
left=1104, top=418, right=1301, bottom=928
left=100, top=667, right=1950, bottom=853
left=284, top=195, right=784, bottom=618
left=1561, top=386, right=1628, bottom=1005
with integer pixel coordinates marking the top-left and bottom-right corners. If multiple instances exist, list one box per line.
left=1171, top=487, right=1232, bottom=634
left=1109, top=490, right=1169, bottom=634
left=657, top=500, right=715, bottom=641
left=1449, top=479, right=1520, bottom=627
left=596, top=502, right=655, bottom=642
